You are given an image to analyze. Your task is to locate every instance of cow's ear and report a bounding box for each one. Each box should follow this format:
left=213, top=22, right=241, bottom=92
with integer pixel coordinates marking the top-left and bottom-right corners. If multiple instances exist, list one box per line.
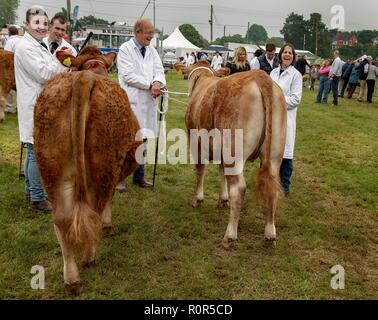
left=103, top=52, right=117, bottom=70
left=56, top=50, right=79, bottom=69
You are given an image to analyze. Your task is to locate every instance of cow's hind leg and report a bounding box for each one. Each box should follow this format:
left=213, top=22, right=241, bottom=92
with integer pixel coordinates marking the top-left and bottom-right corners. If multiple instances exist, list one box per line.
left=101, top=200, right=115, bottom=237
left=222, top=173, right=246, bottom=248
left=218, top=164, right=229, bottom=208
left=258, top=157, right=282, bottom=242
left=192, top=164, right=206, bottom=208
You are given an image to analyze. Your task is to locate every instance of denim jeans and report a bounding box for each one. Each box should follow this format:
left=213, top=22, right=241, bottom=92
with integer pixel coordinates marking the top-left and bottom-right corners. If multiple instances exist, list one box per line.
left=331, top=76, right=340, bottom=105
left=316, top=75, right=331, bottom=103
left=133, top=139, right=147, bottom=183
left=24, top=143, right=46, bottom=202
left=280, top=158, right=293, bottom=193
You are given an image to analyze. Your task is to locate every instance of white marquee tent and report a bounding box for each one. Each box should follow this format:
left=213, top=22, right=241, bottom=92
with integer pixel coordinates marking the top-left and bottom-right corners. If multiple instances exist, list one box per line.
left=163, top=27, right=200, bottom=58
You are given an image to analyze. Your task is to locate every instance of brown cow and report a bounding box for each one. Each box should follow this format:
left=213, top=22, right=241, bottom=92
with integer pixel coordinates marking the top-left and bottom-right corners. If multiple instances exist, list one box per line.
left=34, top=46, right=142, bottom=293
left=185, top=61, right=287, bottom=247
left=0, top=49, right=15, bottom=121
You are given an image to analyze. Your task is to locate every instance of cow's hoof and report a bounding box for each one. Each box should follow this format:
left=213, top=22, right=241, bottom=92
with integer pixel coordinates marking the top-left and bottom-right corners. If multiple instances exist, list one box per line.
left=218, top=199, right=229, bottom=208
left=65, top=281, right=83, bottom=295
left=102, top=225, right=116, bottom=237
left=82, top=260, right=96, bottom=269
left=221, top=237, right=236, bottom=249
left=192, top=198, right=203, bottom=208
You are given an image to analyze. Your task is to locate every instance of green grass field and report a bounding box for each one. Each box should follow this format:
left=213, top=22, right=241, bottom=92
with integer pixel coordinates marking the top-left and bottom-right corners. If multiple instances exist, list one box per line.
left=0, top=70, right=377, bottom=299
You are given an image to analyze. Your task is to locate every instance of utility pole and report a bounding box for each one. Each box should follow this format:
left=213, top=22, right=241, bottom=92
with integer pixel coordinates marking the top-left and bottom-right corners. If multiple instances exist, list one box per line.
left=315, top=19, right=319, bottom=55
left=246, top=21, right=250, bottom=42
left=223, top=25, right=226, bottom=37
left=209, top=4, right=213, bottom=43
left=153, top=0, right=156, bottom=27
left=303, top=33, right=306, bottom=50
left=67, top=0, right=72, bottom=40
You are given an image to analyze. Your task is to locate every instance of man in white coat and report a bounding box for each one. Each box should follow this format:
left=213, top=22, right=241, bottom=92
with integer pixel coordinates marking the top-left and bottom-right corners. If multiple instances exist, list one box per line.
left=15, top=6, right=68, bottom=212
left=211, top=51, right=223, bottom=71
left=4, top=25, right=22, bottom=114
left=42, top=15, right=77, bottom=58
left=270, top=43, right=302, bottom=196
left=117, top=18, right=166, bottom=189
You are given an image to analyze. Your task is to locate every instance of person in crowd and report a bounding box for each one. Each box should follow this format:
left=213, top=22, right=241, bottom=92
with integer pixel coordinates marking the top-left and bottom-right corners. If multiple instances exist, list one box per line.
left=4, top=25, right=22, bottom=114
left=190, top=51, right=197, bottom=64
left=309, top=65, right=319, bottom=91
left=249, top=48, right=263, bottom=68
left=270, top=43, right=302, bottom=197
left=211, top=50, right=223, bottom=70
left=15, top=5, right=69, bottom=212
left=250, top=43, right=279, bottom=75
left=329, top=50, right=343, bottom=106
left=339, top=60, right=353, bottom=98
left=200, top=51, right=208, bottom=61
left=294, top=54, right=312, bottom=87
left=316, top=59, right=331, bottom=104
left=42, top=15, right=77, bottom=57
left=346, top=62, right=360, bottom=99
left=357, top=55, right=369, bottom=101
left=117, top=18, right=166, bottom=190
left=366, top=59, right=378, bottom=103
left=225, top=46, right=250, bottom=74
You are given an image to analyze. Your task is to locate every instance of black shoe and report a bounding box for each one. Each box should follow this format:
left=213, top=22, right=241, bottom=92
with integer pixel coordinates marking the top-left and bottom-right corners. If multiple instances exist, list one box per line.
left=284, top=190, right=290, bottom=197
left=133, top=179, right=153, bottom=188
left=29, top=200, right=52, bottom=213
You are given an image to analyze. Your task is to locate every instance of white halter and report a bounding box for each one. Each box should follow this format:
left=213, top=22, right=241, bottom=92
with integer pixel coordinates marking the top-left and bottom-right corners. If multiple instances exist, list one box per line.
left=188, top=66, right=215, bottom=80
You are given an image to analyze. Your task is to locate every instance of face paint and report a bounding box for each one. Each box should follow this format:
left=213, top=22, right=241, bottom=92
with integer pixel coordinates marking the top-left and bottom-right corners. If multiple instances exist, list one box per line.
left=27, top=14, right=48, bottom=40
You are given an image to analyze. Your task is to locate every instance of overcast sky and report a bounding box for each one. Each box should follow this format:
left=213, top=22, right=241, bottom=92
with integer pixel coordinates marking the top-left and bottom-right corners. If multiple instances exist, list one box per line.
left=16, top=0, right=378, bottom=39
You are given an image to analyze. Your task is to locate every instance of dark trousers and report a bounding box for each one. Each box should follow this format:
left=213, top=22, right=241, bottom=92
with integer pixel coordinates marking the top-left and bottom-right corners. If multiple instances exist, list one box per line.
left=366, top=79, right=375, bottom=103
left=133, top=139, right=148, bottom=183
left=280, top=158, right=293, bottom=193
left=340, top=77, right=349, bottom=97
left=331, top=76, right=340, bottom=105
left=347, top=83, right=357, bottom=98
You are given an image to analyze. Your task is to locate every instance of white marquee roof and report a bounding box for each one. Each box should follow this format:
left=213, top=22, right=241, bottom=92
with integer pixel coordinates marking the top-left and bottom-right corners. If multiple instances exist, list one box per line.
left=163, top=27, right=200, bottom=50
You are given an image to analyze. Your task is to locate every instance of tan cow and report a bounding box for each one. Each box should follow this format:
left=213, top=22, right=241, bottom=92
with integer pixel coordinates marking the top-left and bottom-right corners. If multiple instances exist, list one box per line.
left=0, top=49, right=15, bottom=121
left=185, top=61, right=287, bottom=247
left=34, top=46, right=142, bottom=293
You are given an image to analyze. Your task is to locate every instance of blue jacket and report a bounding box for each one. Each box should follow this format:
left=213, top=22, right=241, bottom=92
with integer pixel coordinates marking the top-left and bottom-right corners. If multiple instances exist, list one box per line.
left=348, top=66, right=360, bottom=84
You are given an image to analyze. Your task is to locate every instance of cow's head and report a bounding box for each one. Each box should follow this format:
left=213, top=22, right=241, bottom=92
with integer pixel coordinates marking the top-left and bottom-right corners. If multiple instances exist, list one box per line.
left=56, top=46, right=116, bottom=76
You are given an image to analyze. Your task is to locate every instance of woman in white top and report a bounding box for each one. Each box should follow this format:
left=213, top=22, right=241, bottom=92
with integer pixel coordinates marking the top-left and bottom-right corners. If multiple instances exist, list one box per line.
left=270, top=43, right=303, bottom=196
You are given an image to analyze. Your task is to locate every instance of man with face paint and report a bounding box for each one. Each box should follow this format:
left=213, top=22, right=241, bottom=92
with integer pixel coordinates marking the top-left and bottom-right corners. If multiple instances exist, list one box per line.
left=42, top=15, right=77, bottom=58
left=117, top=18, right=166, bottom=190
left=14, top=6, right=68, bottom=213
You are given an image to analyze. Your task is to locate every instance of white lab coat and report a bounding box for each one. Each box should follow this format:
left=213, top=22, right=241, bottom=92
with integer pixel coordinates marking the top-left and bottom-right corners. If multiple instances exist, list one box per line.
left=14, top=32, right=67, bottom=144
left=211, top=55, right=223, bottom=70
left=270, top=65, right=302, bottom=159
left=117, top=39, right=166, bottom=138
left=42, top=37, right=77, bottom=57
left=4, top=35, right=23, bottom=52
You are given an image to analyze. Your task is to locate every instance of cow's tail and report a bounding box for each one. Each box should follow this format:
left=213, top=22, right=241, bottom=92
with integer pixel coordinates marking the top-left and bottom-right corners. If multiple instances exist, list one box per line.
left=256, top=78, right=283, bottom=209
left=66, top=73, right=101, bottom=251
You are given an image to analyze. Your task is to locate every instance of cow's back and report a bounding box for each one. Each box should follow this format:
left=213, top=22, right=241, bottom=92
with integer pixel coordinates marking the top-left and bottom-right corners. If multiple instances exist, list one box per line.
left=0, top=50, right=15, bottom=96
left=34, top=71, right=141, bottom=210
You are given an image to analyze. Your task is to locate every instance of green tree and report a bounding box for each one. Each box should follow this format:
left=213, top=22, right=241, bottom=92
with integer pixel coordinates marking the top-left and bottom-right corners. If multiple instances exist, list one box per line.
left=246, top=24, right=267, bottom=44
left=0, top=0, right=19, bottom=26
left=266, top=37, right=284, bottom=47
left=179, top=24, right=208, bottom=48
left=356, top=30, right=378, bottom=45
left=214, top=34, right=246, bottom=46
left=306, top=13, right=331, bottom=58
left=79, top=15, right=110, bottom=27
left=280, top=12, right=308, bottom=50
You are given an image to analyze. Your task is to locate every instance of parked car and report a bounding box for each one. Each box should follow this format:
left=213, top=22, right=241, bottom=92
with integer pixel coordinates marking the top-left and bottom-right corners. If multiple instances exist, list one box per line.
left=162, top=52, right=177, bottom=69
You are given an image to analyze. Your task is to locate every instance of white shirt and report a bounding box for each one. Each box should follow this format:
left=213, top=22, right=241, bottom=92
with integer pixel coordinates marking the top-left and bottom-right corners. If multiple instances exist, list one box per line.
left=4, top=35, right=23, bottom=52
left=331, top=56, right=343, bottom=77
left=250, top=54, right=275, bottom=70
left=42, top=37, right=77, bottom=57
left=211, top=55, right=223, bottom=70
left=117, top=38, right=166, bottom=138
left=14, top=32, right=67, bottom=144
left=270, top=65, right=303, bottom=159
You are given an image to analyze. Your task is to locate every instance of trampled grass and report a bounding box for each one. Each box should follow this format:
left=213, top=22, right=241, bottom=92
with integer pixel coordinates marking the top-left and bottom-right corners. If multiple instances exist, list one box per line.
left=0, top=70, right=377, bottom=299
